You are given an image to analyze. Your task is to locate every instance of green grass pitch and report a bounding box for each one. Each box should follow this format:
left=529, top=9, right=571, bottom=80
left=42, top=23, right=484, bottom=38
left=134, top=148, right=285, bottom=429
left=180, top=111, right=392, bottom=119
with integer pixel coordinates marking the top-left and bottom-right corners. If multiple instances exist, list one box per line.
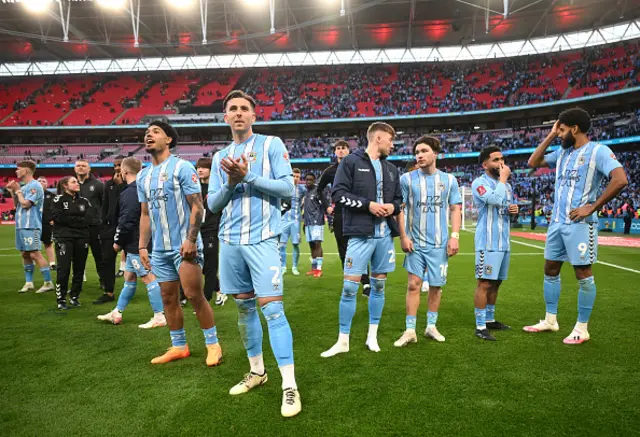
left=1, top=225, right=639, bottom=437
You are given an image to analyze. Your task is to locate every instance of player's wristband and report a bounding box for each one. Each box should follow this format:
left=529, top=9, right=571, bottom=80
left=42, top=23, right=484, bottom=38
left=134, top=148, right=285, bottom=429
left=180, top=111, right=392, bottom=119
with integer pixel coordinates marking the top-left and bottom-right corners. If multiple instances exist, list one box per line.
left=138, top=247, right=148, bottom=251
left=451, top=232, right=460, bottom=240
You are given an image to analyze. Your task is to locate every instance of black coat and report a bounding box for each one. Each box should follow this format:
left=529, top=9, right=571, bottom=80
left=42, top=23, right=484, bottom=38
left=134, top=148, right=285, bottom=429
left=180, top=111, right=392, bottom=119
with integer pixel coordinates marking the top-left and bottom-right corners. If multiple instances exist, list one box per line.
left=114, top=181, right=144, bottom=255
left=52, top=193, right=90, bottom=240
left=101, top=178, right=124, bottom=238
left=42, top=190, right=54, bottom=224
left=331, top=149, right=402, bottom=237
left=77, top=174, right=104, bottom=226
left=201, top=182, right=221, bottom=235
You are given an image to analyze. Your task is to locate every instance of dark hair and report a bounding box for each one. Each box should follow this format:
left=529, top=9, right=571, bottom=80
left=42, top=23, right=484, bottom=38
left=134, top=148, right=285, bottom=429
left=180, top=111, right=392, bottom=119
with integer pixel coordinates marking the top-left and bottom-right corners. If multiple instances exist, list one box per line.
left=333, top=140, right=350, bottom=150
left=57, top=176, right=73, bottom=195
left=413, top=136, right=441, bottom=155
left=196, top=157, right=212, bottom=170
left=114, top=155, right=126, bottom=161
left=17, top=160, right=36, bottom=174
left=305, top=173, right=316, bottom=180
left=479, top=145, right=502, bottom=163
left=292, top=168, right=301, bottom=174
left=558, top=107, right=591, bottom=134
left=223, top=90, right=257, bottom=111
left=147, top=121, right=179, bottom=148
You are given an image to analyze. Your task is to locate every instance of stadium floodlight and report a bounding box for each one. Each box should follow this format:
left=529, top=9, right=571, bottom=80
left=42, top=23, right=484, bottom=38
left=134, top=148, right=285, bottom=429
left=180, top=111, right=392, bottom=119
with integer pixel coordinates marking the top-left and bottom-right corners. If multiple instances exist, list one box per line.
left=22, top=0, right=54, bottom=14
left=165, top=0, right=194, bottom=9
left=97, top=0, right=126, bottom=11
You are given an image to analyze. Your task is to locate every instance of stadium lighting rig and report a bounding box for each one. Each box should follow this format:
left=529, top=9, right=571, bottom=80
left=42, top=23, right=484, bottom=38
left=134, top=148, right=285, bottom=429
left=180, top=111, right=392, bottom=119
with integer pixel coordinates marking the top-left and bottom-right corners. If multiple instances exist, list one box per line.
left=0, top=0, right=55, bottom=14
left=165, top=0, right=194, bottom=9
left=96, top=0, right=125, bottom=10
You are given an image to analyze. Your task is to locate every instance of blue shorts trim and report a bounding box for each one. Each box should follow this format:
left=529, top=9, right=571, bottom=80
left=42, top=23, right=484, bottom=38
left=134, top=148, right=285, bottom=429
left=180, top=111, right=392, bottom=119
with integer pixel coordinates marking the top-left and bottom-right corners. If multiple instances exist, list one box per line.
left=280, top=221, right=301, bottom=245
left=151, top=250, right=203, bottom=283
left=219, top=238, right=284, bottom=298
left=305, top=225, right=324, bottom=242
left=544, top=222, right=598, bottom=265
left=475, top=251, right=510, bottom=281
left=16, top=229, right=41, bottom=252
left=126, top=253, right=151, bottom=277
left=403, top=247, right=449, bottom=287
left=344, top=235, right=396, bottom=275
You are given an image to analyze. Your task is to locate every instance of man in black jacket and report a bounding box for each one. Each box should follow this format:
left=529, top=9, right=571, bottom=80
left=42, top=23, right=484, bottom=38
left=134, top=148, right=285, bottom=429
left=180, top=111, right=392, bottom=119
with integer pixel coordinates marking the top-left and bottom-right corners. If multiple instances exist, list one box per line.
left=74, top=159, right=105, bottom=289
left=321, top=122, right=402, bottom=358
left=97, top=157, right=166, bottom=328
left=317, top=140, right=370, bottom=294
left=38, top=177, right=56, bottom=270
left=94, top=156, right=125, bottom=304
left=196, top=157, right=224, bottom=305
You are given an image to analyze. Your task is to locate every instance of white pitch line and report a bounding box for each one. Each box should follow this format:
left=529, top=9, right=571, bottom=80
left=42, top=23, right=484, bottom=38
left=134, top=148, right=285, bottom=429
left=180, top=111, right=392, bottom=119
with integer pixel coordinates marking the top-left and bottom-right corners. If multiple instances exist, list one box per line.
left=510, top=239, right=545, bottom=250
left=290, top=252, right=543, bottom=256
left=595, top=261, right=640, bottom=274
left=510, top=237, right=640, bottom=274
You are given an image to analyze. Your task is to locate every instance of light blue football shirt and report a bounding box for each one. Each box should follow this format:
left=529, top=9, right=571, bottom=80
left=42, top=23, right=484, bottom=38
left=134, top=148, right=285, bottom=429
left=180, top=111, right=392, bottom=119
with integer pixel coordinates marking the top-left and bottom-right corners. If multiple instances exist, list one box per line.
left=472, top=173, right=513, bottom=252
left=544, top=142, right=622, bottom=224
left=137, top=155, right=203, bottom=252
left=401, top=169, right=462, bottom=248
left=15, top=179, right=44, bottom=230
left=208, top=134, right=294, bottom=245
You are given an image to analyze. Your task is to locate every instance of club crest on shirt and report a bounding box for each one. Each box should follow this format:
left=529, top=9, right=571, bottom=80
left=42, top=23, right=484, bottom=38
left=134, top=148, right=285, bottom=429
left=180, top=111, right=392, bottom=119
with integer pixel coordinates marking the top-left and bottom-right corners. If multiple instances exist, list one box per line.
left=30, top=188, right=36, bottom=195
left=437, top=182, right=445, bottom=191
left=248, top=151, right=258, bottom=163
left=485, top=265, right=493, bottom=275
left=89, top=185, right=95, bottom=192
left=160, top=172, right=169, bottom=182
left=577, top=155, right=585, bottom=166
left=79, top=204, right=85, bottom=212
left=476, top=185, right=487, bottom=196
left=346, top=257, right=353, bottom=269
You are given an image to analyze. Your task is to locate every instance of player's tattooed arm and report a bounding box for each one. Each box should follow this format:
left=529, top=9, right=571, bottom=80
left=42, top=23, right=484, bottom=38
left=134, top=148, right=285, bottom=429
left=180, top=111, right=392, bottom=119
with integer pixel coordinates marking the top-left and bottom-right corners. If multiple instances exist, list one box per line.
left=185, top=192, right=204, bottom=243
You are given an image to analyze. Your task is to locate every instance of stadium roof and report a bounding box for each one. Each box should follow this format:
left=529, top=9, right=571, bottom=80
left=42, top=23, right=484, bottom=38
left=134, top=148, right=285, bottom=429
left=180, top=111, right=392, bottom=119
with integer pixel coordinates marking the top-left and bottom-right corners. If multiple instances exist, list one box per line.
left=0, top=0, right=637, bottom=63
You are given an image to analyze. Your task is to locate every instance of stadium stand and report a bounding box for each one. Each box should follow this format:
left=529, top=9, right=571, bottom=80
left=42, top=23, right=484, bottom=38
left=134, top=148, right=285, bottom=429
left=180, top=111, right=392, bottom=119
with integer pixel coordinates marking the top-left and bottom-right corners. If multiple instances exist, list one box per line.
left=0, top=42, right=638, bottom=127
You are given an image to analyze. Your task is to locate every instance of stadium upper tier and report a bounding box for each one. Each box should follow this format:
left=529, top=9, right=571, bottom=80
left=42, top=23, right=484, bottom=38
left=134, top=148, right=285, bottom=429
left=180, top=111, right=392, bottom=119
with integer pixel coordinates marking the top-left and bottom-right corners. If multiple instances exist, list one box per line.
left=0, top=42, right=638, bottom=127
left=0, top=109, right=637, bottom=166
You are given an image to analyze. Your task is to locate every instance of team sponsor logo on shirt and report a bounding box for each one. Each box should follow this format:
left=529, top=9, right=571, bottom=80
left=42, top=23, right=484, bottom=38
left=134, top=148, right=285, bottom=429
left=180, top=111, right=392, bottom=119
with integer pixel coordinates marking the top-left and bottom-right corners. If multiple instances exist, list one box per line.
left=346, top=257, right=353, bottom=269
left=476, top=185, right=487, bottom=196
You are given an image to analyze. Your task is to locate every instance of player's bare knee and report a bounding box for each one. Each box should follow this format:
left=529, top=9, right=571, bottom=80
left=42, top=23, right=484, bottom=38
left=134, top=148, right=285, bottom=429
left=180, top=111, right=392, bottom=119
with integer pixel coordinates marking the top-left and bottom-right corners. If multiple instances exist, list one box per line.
left=544, top=261, right=561, bottom=277
left=258, top=296, right=282, bottom=308
left=428, top=287, right=442, bottom=296
left=574, top=265, right=592, bottom=280
left=476, top=280, right=492, bottom=292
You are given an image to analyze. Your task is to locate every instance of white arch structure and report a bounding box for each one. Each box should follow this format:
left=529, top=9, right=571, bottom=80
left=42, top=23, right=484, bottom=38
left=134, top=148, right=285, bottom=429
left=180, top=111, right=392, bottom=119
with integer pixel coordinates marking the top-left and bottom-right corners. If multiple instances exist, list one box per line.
left=0, top=19, right=639, bottom=77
